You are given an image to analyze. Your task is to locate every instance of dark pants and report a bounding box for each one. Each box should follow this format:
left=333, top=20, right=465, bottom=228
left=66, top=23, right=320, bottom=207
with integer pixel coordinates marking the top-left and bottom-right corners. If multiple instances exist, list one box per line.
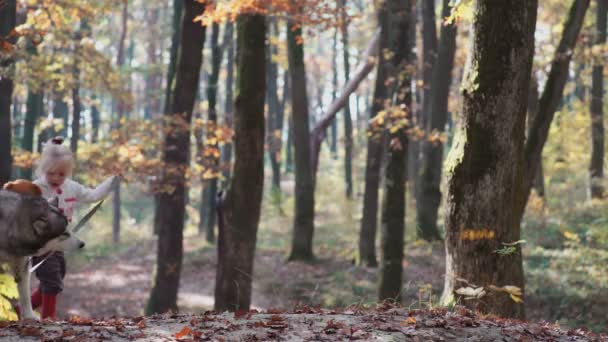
left=32, top=252, right=65, bottom=294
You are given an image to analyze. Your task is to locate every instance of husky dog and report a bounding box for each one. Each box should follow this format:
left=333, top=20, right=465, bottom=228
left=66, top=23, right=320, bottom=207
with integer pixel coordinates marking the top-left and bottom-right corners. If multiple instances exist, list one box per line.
left=0, top=185, right=84, bottom=320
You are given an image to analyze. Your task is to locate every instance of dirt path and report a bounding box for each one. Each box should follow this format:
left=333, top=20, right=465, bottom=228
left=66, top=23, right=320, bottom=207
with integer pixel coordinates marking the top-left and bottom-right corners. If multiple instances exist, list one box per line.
left=49, top=239, right=445, bottom=319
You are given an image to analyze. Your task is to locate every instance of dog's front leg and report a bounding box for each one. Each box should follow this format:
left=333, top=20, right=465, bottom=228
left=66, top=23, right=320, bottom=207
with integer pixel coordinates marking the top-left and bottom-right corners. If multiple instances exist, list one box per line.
left=13, top=258, right=37, bottom=320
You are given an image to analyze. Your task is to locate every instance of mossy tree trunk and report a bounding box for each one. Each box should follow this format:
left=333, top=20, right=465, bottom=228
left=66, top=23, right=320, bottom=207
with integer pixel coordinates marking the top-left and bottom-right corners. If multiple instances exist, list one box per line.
left=441, top=0, right=537, bottom=319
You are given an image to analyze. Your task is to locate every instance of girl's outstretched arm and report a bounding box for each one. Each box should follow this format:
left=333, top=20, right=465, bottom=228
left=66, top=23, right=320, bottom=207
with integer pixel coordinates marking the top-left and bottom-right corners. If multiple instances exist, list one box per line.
left=73, top=176, right=119, bottom=203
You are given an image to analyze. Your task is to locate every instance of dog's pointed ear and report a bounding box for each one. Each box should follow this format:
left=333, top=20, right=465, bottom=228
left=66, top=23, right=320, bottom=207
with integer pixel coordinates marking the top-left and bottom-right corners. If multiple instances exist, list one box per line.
left=49, top=196, right=59, bottom=208
left=33, top=219, right=48, bottom=236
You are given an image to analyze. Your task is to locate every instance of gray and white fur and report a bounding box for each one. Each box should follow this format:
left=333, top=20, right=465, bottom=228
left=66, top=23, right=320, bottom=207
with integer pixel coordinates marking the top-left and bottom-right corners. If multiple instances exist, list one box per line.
left=0, top=189, right=84, bottom=320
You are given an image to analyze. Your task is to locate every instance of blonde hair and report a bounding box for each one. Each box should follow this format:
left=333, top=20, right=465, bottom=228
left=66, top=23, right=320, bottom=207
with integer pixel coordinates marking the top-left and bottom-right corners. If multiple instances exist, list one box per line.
left=35, top=137, right=75, bottom=178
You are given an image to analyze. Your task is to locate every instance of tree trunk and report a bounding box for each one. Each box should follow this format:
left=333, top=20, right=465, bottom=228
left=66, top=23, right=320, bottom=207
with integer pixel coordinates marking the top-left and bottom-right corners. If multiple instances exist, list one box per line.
left=201, top=22, right=222, bottom=242
left=416, top=0, right=457, bottom=241
left=91, top=95, right=100, bottom=143
left=378, top=0, right=414, bottom=301
left=53, top=94, right=69, bottom=137
left=285, top=112, right=294, bottom=174
left=214, top=13, right=266, bottom=312
left=330, top=27, right=339, bottom=158
left=287, top=15, right=316, bottom=261
left=22, top=39, right=43, bottom=180
left=527, top=75, right=545, bottom=197
left=144, top=6, right=161, bottom=119
left=71, top=19, right=88, bottom=159
left=0, top=0, right=15, bottom=186
left=589, top=0, right=606, bottom=199
left=358, top=31, right=391, bottom=268
left=112, top=0, right=128, bottom=244
left=146, top=0, right=206, bottom=315
left=154, top=0, right=184, bottom=236
left=267, top=18, right=282, bottom=190
left=340, top=0, right=354, bottom=199
left=522, top=0, right=590, bottom=213
left=221, top=22, right=235, bottom=185
left=310, top=33, right=380, bottom=180
left=421, top=0, right=437, bottom=122
left=441, top=0, right=537, bottom=319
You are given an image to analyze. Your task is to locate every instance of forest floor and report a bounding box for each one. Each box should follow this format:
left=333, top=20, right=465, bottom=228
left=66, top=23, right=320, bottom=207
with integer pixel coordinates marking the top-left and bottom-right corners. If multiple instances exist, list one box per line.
left=1, top=305, right=604, bottom=341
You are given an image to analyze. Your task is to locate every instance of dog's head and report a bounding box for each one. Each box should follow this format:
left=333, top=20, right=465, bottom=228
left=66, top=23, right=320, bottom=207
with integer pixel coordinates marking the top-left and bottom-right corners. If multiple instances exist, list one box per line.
left=36, top=231, right=85, bottom=256
left=1, top=180, right=78, bottom=255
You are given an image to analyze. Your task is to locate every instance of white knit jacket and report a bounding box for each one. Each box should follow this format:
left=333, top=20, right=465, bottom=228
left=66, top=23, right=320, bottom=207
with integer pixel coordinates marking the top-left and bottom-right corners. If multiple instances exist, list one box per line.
left=34, top=176, right=117, bottom=222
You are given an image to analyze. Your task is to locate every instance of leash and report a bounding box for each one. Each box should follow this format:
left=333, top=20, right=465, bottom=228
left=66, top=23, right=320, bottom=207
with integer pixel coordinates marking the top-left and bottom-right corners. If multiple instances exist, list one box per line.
left=29, top=176, right=121, bottom=273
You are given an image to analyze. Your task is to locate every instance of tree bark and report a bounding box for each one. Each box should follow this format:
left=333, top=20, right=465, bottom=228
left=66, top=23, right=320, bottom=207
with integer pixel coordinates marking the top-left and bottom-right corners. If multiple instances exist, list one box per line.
left=112, top=0, right=128, bottom=244
left=91, top=95, right=100, bottom=143
left=201, top=22, right=223, bottom=242
left=287, top=15, right=316, bottom=261
left=214, top=13, right=266, bottom=312
left=378, top=0, right=415, bottom=302
left=71, top=19, right=88, bottom=159
left=266, top=19, right=282, bottom=190
left=0, top=0, right=16, bottom=186
left=221, top=22, right=235, bottom=185
left=22, top=39, right=43, bottom=180
left=146, top=0, right=206, bottom=315
left=144, top=6, right=162, bottom=119
left=441, top=0, right=537, bottom=319
left=154, top=0, right=184, bottom=236
left=527, top=75, right=545, bottom=197
left=358, top=28, right=391, bottom=268
left=330, top=27, right=339, bottom=158
left=522, top=0, right=590, bottom=213
left=340, top=0, right=354, bottom=199
left=589, top=0, right=606, bottom=199
left=416, top=0, right=457, bottom=241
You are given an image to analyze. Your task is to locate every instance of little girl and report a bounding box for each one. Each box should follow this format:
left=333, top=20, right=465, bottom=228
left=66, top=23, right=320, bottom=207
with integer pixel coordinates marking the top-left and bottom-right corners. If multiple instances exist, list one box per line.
left=29, top=136, right=118, bottom=320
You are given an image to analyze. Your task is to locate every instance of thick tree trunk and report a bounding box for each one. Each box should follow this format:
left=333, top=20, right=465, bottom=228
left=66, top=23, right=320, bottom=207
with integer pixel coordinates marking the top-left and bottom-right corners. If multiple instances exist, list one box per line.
left=441, top=0, right=537, bottom=319
left=522, top=0, right=590, bottom=213
left=416, top=0, right=457, bottom=241
left=221, top=22, right=235, bottom=185
left=340, top=0, right=354, bottom=199
left=146, top=0, right=206, bottom=315
left=378, top=0, right=414, bottom=301
left=358, top=24, right=391, bottom=269
left=287, top=16, right=316, bottom=261
left=214, top=14, right=266, bottom=312
left=0, top=0, right=15, bottom=186
left=589, top=0, right=606, bottom=199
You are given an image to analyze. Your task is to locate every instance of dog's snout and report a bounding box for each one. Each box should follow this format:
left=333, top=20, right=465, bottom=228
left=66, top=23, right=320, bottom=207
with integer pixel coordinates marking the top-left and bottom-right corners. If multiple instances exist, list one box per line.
left=79, top=241, right=85, bottom=249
